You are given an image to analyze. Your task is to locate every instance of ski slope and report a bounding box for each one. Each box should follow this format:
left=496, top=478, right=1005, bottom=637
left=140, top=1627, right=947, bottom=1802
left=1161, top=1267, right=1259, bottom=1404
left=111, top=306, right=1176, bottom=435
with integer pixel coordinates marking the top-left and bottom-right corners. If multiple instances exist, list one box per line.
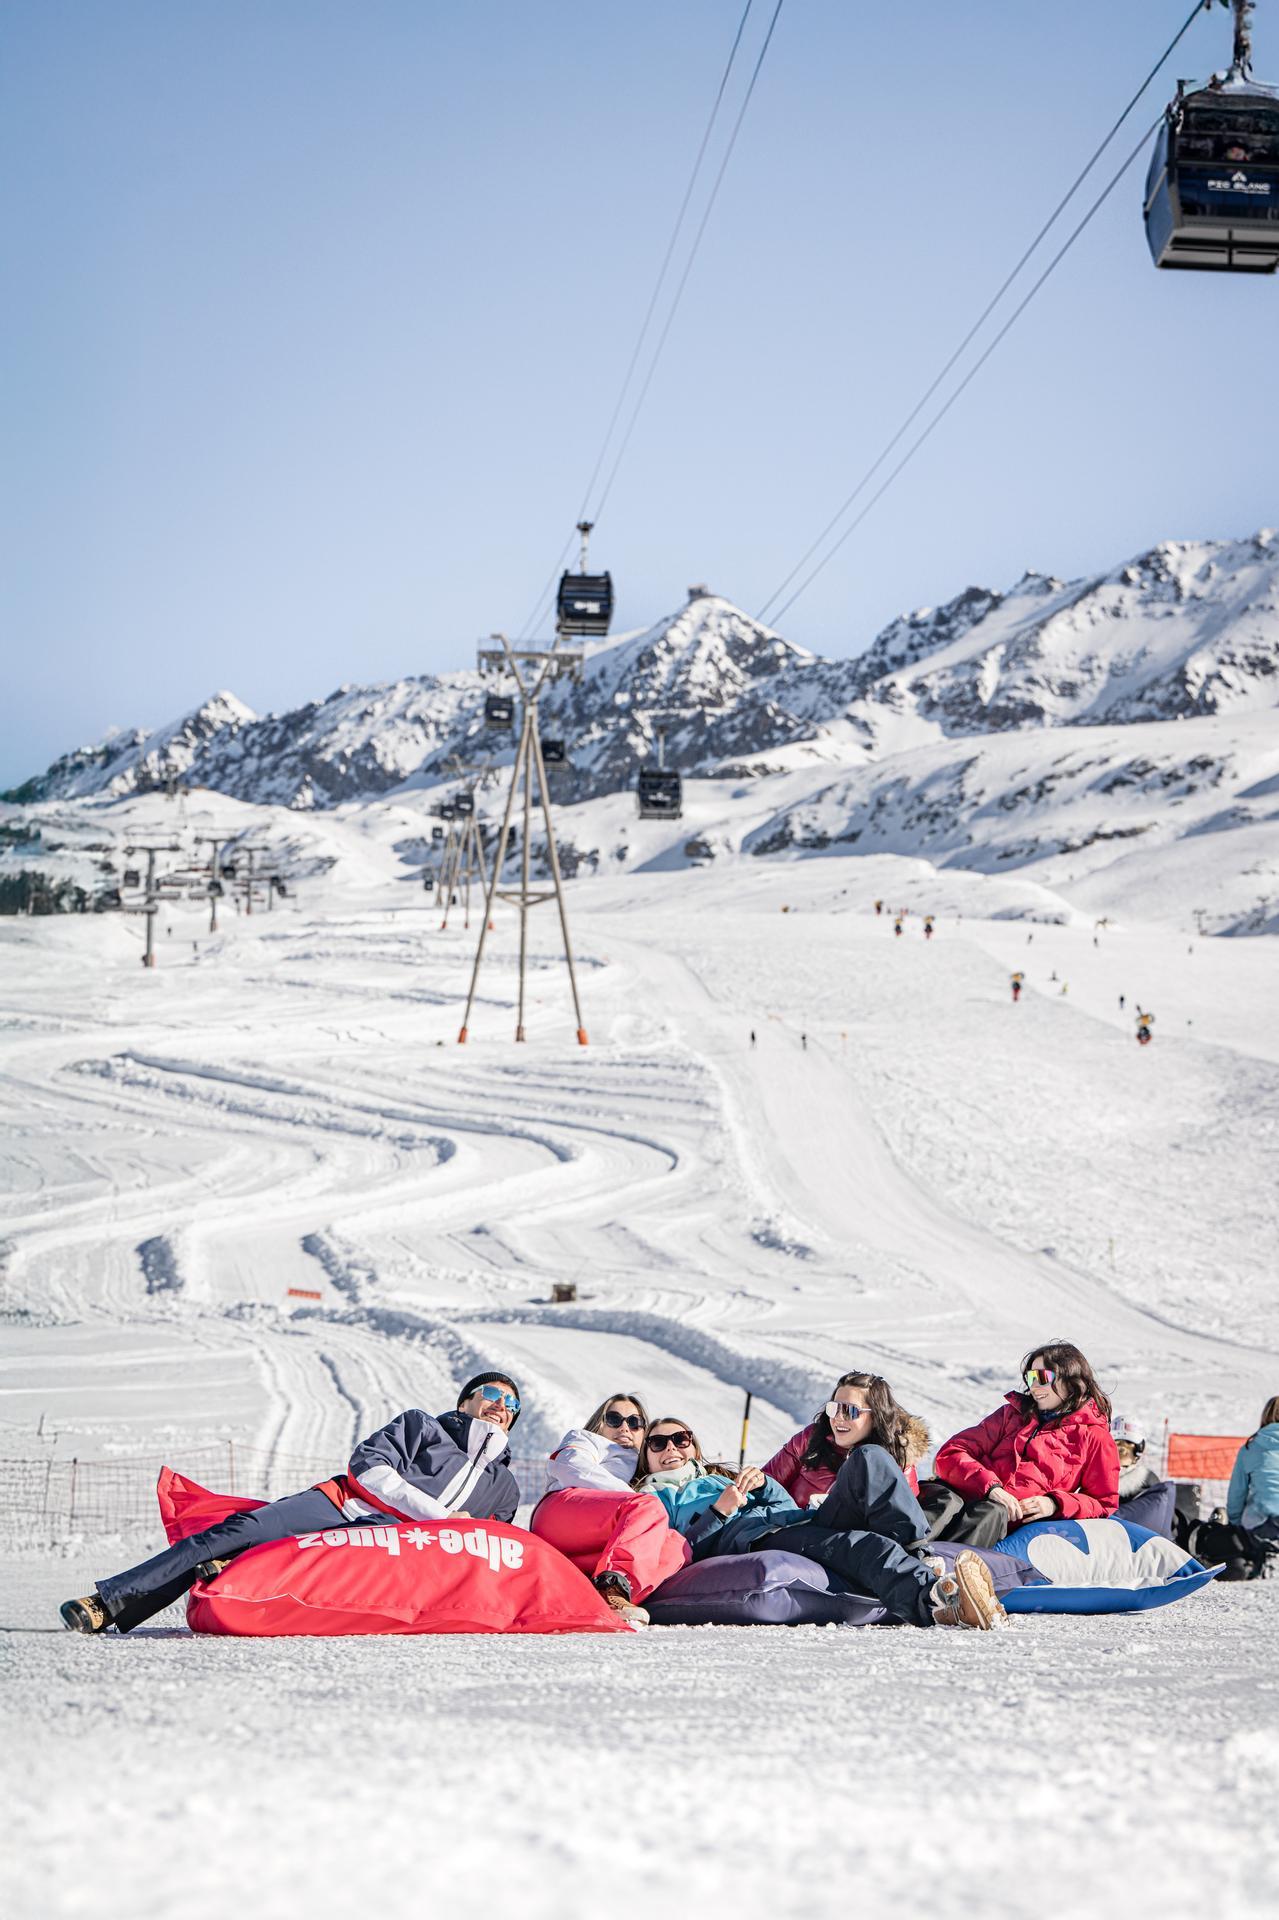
left=2, top=813, right=1278, bottom=1919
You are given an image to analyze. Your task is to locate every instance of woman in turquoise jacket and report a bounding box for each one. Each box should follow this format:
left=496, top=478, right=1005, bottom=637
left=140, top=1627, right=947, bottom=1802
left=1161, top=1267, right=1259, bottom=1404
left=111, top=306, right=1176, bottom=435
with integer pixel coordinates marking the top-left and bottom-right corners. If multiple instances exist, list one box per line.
left=1226, top=1395, right=1279, bottom=1551
left=633, top=1422, right=801, bottom=1558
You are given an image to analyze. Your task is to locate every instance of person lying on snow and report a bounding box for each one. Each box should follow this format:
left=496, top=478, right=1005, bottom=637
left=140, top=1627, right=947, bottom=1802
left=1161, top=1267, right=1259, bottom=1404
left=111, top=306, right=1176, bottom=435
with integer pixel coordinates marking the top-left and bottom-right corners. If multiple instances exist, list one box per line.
left=530, top=1390, right=691, bottom=1625
left=60, top=1371, right=524, bottom=1634
left=633, top=1407, right=1003, bottom=1631
left=764, top=1371, right=929, bottom=1507
left=919, top=1341, right=1119, bottom=1548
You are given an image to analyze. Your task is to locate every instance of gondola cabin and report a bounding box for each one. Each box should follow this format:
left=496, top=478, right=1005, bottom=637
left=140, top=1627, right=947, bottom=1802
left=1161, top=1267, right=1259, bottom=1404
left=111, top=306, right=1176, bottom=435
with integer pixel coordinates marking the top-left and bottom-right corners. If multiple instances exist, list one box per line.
left=485, top=693, right=515, bottom=727
left=541, top=738, right=568, bottom=766
left=637, top=768, right=683, bottom=820
left=438, top=803, right=457, bottom=822
left=122, top=868, right=141, bottom=889
left=454, top=792, right=475, bottom=817
left=556, top=571, right=614, bottom=636
left=423, top=873, right=435, bottom=891
left=1145, top=82, right=1279, bottom=271
left=431, top=825, right=444, bottom=843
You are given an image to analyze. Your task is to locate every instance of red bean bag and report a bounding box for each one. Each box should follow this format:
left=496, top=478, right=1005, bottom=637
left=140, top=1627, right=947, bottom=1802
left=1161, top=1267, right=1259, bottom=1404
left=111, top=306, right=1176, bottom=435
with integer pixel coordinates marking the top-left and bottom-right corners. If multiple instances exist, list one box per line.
left=156, top=1468, right=632, bottom=1636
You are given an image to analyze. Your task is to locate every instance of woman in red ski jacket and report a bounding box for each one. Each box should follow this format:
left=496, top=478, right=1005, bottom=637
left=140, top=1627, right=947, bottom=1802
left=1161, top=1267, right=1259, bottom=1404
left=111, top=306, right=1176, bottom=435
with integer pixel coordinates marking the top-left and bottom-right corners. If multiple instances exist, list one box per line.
left=920, top=1341, right=1119, bottom=1548
left=764, top=1372, right=926, bottom=1508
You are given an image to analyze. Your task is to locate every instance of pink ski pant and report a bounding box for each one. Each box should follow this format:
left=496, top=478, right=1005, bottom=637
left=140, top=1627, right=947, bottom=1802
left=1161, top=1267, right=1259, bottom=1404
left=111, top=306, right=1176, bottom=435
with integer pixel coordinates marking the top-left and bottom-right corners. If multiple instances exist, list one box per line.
left=530, top=1488, right=690, bottom=1601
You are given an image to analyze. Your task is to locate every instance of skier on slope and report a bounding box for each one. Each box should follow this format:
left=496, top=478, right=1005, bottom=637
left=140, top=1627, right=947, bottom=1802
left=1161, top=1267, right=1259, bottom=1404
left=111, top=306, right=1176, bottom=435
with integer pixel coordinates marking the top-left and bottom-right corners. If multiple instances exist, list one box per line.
left=1011, top=972, right=1024, bottom=1003
left=60, top=1372, right=524, bottom=1634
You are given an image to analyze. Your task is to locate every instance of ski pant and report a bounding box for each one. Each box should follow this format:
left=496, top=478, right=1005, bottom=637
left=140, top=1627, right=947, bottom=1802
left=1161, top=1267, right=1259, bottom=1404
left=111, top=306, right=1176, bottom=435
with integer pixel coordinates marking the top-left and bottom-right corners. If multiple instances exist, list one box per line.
left=752, top=1443, right=939, bottom=1628
left=1118, top=1481, right=1177, bottom=1540
left=530, top=1488, right=691, bottom=1602
left=97, top=1487, right=350, bottom=1633
left=918, top=1482, right=1010, bottom=1549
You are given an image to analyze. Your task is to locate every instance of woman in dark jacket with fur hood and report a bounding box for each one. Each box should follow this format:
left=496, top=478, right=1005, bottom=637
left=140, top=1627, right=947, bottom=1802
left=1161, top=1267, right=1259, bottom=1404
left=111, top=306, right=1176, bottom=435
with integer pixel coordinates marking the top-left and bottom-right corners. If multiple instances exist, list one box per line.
left=920, top=1341, right=1120, bottom=1548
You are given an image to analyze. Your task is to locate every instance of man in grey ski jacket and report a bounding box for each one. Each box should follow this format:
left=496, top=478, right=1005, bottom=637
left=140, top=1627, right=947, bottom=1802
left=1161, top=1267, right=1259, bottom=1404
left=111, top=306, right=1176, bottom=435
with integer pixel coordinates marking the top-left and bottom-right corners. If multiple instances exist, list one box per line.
left=60, top=1370, right=525, bottom=1634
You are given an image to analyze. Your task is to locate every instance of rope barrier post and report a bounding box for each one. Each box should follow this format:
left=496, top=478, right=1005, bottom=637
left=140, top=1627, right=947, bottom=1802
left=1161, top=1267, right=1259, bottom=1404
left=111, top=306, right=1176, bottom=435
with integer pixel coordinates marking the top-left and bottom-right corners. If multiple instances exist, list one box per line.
left=68, top=1455, right=78, bottom=1529
left=739, top=1391, right=753, bottom=1469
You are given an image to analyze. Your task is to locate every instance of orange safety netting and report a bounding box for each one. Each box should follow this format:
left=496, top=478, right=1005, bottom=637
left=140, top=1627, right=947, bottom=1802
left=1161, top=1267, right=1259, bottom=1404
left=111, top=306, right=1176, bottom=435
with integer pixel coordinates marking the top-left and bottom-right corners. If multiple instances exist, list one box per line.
left=1165, top=1433, right=1245, bottom=1480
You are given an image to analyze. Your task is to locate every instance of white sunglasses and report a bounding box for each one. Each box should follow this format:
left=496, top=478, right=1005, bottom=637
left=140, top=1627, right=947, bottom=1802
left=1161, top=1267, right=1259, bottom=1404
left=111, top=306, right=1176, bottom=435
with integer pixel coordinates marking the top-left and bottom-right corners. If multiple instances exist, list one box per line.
left=826, top=1399, right=870, bottom=1420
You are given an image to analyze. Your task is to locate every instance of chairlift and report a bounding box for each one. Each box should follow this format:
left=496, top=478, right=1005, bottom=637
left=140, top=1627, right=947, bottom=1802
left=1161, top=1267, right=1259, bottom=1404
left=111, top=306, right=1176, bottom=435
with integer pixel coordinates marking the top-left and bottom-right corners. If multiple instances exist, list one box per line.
left=637, top=768, right=683, bottom=820
left=1145, top=7, right=1279, bottom=272
left=485, top=693, right=515, bottom=728
left=541, top=738, right=568, bottom=766
left=556, top=520, right=614, bottom=636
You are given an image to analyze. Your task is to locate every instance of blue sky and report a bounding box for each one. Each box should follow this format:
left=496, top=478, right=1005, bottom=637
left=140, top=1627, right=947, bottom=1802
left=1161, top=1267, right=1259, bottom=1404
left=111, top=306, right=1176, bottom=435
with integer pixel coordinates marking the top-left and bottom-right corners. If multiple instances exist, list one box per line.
left=3, top=1, right=1274, bottom=787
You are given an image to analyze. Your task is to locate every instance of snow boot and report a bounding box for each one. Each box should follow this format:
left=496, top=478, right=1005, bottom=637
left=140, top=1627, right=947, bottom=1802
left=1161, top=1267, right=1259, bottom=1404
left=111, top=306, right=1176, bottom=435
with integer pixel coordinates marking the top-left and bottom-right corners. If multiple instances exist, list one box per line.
left=595, top=1572, right=649, bottom=1626
left=60, top=1592, right=110, bottom=1634
left=930, top=1551, right=1005, bottom=1630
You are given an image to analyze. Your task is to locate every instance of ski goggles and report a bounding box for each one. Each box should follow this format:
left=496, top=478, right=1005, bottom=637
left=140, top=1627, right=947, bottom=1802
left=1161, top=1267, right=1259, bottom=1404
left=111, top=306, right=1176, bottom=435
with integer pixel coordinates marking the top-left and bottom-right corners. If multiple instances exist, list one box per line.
left=476, top=1384, right=520, bottom=1413
left=647, top=1430, right=695, bottom=1452
left=1023, top=1368, right=1058, bottom=1388
left=826, top=1400, right=870, bottom=1420
left=603, top=1411, right=644, bottom=1432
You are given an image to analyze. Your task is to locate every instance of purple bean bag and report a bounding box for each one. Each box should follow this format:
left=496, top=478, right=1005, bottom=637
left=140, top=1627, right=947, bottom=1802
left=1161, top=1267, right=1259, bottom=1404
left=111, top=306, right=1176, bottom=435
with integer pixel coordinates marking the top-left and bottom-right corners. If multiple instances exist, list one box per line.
left=645, top=1542, right=1039, bottom=1627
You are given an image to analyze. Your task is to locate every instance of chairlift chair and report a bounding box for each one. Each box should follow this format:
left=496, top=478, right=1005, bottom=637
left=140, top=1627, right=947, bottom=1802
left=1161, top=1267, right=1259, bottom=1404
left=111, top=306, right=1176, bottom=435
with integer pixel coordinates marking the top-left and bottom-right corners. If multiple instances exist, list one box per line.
left=637, top=768, right=683, bottom=820
left=1145, top=81, right=1279, bottom=271
left=485, top=693, right=515, bottom=728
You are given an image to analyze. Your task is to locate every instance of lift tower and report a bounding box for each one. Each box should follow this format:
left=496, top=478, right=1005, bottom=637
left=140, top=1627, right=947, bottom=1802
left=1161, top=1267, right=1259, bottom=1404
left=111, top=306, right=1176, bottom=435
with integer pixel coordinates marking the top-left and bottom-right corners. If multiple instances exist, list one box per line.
left=437, top=760, right=496, bottom=933
left=458, top=635, right=587, bottom=1046
left=124, top=840, right=182, bottom=967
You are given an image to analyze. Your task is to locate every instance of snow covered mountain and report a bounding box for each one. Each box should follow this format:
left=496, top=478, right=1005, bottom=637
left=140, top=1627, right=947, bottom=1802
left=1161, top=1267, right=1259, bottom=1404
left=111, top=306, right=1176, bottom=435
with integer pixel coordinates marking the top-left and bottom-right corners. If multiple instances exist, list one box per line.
left=11, top=532, right=1278, bottom=814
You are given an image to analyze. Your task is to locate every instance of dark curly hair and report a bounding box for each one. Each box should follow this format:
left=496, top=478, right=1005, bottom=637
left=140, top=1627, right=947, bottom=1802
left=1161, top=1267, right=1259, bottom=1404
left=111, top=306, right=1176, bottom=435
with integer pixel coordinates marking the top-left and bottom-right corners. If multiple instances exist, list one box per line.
left=1019, top=1341, right=1112, bottom=1423
left=801, top=1372, right=914, bottom=1472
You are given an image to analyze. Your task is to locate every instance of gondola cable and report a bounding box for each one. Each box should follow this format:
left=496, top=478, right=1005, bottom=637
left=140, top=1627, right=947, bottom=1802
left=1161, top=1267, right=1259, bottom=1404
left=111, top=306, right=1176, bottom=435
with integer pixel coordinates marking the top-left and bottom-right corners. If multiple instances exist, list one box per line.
left=516, top=0, right=786, bottom=640
left=766, top=117, right=1163, bottom=625
left=757, top=0, right=1214, bottom=623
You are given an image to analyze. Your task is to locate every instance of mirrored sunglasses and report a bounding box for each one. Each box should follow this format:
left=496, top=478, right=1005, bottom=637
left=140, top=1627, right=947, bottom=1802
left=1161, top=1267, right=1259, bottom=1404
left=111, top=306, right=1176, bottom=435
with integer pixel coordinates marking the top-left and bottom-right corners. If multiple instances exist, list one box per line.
left=1023, top=1369, right=1057, bottom=1389
left=477, top=1384, right=520, bottom=1412
left=604, top=1411, right=644, bottom=1432
left=648, top=1429, right=694, bottom=1452
left=826, top=1400, right=870, bottom=1420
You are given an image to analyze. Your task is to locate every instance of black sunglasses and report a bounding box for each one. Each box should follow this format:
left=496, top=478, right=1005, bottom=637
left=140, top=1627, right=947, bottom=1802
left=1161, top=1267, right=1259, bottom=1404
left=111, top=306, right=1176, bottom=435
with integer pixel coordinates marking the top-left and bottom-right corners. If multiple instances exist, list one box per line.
left=648, top=1429, right=694, bottom=1452
left=603, top=1411, right=644, bottom=1432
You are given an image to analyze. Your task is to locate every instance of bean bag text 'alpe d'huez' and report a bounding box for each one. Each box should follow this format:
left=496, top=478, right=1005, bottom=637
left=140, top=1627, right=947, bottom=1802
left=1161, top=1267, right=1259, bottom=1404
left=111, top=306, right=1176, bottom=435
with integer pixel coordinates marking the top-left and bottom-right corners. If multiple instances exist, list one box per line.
left=157, top=1470, right=631, bottom=1635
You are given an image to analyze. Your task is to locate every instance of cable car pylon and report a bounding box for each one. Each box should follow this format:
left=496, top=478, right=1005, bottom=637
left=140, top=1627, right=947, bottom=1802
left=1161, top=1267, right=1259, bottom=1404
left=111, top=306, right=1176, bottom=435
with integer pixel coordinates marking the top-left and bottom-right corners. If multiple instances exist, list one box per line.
left=437, top=763, right=494, bottom=932
left=457, top=633, right=588, bottom=1047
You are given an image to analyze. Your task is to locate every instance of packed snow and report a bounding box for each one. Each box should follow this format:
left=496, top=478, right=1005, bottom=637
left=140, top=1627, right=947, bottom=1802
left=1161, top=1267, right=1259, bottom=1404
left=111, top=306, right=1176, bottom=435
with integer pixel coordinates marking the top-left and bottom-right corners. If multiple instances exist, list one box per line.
left=2, top=789, right=1278, bottom=1920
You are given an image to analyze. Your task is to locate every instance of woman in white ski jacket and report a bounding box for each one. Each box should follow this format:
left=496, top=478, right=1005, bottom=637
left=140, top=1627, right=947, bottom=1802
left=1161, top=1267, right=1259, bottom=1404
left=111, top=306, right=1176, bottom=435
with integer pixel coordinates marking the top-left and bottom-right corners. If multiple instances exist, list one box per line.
left=530, top=1392, right=690, bottom=1622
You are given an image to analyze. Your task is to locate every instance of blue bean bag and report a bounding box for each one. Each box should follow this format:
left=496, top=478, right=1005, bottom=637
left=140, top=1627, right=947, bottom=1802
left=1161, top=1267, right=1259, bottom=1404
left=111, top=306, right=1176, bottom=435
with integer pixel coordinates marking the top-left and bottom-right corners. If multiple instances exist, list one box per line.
left=992, top=1516, right=1222, bottom=1613
left=645, top=1542, right=1038, bottom=1627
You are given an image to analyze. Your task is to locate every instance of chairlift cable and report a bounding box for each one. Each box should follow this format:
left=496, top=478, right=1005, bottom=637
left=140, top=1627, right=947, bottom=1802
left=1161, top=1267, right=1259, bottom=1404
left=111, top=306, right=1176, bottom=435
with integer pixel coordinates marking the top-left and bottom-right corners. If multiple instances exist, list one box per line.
left=590, top=0, right=786, bottom=526
left=756, top=0, right=1213, bottom=623
left=516, top=0, right=784, bottom=641
left=767, top=118, right=1162, bottom=625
